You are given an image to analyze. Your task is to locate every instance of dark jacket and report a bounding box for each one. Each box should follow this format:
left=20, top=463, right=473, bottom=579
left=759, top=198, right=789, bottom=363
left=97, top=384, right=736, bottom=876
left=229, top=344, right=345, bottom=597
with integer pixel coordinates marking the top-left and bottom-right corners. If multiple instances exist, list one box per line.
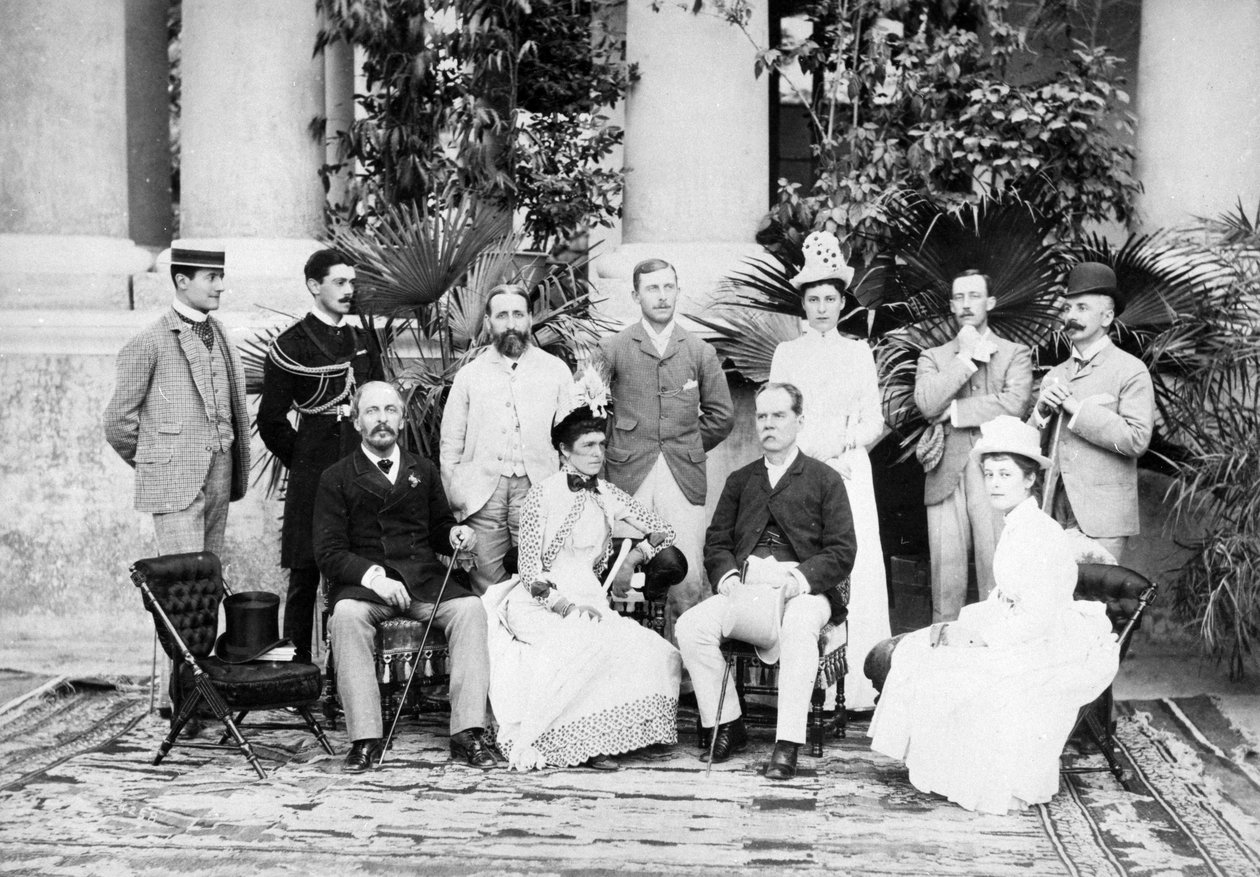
left=599, top=322, right=734, bottom=505
left=256, top=314, right=382, bottom=568
left=313, top=448, right=471, bottom=607
left=704, top=451, right=857, bottom=623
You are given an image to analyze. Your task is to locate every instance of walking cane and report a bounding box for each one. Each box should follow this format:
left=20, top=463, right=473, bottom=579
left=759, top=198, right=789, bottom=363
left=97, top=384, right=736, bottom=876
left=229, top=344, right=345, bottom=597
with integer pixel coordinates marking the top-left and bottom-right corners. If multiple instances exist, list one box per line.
left=378, top=548, right=462, bottom=766
left=1041, top=411, right=1063, bottom=514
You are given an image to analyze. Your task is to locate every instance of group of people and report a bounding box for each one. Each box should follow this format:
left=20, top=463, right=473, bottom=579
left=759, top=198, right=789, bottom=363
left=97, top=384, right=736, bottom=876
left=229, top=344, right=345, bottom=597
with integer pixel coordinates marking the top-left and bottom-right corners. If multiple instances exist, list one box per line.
left=102, top=232, right=1153, bottom=810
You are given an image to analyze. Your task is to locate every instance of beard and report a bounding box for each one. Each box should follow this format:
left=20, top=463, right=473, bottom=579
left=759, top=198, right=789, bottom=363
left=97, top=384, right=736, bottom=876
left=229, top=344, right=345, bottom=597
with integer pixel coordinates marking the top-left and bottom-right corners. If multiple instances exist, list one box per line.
left=493, top=328, right=530, bottom=357
left=364, top=424, right=398, bottom=452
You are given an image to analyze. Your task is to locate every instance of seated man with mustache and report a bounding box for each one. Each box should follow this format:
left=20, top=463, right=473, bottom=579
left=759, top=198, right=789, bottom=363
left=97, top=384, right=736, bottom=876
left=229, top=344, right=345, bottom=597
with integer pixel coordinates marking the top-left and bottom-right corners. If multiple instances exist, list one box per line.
left=314, top=381, right=497, bottom=772
left=257, top=248, right=383, bottom=663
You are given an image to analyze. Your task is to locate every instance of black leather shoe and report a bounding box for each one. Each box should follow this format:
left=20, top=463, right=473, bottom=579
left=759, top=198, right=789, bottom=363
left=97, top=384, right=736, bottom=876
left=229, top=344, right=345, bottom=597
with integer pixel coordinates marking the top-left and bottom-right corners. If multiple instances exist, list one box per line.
left=343, top=738, right=384, bottom=773
left=451, top=729, right=497, bottom=769
left=762, top=740, right=799, bottom=781
left=699, top=717, right=748, bottom=763
left=584, top=753, right=620, bottom=771
left=696, top=717, right=711, bottom=750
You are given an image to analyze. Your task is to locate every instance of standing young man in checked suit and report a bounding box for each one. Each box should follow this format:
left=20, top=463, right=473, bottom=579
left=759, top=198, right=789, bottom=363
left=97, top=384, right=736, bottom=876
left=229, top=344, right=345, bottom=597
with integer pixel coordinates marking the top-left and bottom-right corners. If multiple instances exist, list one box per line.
left=104, top=244, right=250, bottom=558
left=257, top=248, right=383, bottom=661
left=599, top=258, right=735, bottom=639
left=914, top=270, right=1033, bottom=622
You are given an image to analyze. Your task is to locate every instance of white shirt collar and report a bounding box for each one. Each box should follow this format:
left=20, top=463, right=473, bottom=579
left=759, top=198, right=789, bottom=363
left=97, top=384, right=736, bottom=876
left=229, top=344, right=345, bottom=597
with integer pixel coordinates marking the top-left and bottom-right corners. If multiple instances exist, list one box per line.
left=172, top=299, right=208, bottom=323
left=361, top=444, right=402, bottom=483
left=764, top=446, right=800, bottom=487
left=1072, top=335, right=1110, bottom=362
left=641, top=318, right=676, bottom=353
left=310, top=307, right=343, bottom=327
left=803, top=324, right=840, bottom=342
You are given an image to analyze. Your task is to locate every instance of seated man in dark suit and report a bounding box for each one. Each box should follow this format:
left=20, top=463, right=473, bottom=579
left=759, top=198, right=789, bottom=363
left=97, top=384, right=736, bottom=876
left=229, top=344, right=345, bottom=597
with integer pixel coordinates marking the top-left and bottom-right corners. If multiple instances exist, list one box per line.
left=676, top=382, right=857, bottom=781
left=314, top=381, right=496, bottom=772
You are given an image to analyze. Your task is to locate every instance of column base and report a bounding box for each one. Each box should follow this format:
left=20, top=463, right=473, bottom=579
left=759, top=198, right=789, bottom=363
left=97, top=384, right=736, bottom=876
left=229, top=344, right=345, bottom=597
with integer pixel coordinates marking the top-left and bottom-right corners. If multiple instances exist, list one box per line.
left=592, top=241, right=766, bottom=326
left=134, top=237, right=325, bottom=314
left=0, top=234, right=155, bottom=309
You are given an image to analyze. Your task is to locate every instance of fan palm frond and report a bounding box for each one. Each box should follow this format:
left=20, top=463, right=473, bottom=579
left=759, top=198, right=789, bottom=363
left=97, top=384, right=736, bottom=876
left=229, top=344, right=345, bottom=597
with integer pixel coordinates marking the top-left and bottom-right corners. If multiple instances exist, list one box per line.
left=237, top=322, right=292, bottom=498
left=328, top=200, right=510, bottom=316
left=689, top=310, right=801, bottom=385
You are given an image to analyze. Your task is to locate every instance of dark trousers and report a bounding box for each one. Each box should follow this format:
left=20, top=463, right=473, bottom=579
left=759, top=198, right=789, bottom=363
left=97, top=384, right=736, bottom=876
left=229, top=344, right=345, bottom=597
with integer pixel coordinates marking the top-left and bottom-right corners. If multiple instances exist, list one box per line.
left=284, top=566, right=322, bottom=662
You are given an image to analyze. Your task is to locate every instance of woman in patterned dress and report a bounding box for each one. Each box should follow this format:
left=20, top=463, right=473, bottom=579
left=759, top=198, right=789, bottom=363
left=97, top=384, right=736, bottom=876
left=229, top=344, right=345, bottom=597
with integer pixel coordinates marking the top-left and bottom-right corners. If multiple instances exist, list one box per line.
left=484, top=399, right=682, bottom=771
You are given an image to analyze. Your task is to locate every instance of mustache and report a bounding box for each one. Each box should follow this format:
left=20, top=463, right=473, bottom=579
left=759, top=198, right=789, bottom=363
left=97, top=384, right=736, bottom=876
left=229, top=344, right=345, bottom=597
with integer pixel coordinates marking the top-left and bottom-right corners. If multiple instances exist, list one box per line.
left=1064, top=320, right=1086, bottom=332
left=371, top=424, right=396, bottom=435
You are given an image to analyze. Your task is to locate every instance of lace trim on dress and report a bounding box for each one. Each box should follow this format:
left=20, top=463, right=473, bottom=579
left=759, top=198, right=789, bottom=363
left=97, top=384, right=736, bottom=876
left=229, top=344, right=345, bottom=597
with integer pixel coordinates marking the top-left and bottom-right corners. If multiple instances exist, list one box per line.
left=497, top=693, right=679, bottom=769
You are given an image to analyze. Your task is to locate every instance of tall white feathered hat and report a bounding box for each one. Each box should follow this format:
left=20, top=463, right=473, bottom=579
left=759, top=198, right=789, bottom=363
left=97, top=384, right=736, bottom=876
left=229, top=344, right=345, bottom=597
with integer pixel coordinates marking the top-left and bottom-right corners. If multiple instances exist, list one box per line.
left=551, top=360, right=613, bottom=449
left=789, top=231, right=856, bottom=289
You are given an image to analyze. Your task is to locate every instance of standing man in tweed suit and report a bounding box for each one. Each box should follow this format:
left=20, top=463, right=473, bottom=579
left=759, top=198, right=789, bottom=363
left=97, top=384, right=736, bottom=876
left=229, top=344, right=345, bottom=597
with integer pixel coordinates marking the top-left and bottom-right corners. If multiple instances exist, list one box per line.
left=257, top=248, right=383, bottom=662
left=104, top=244, right=250, bottom=558
left=914, top=270, right=1032, bottom=622
left=1031, top=262, right=1154, bottom=563
left=600, top=258, right=735, bottom=637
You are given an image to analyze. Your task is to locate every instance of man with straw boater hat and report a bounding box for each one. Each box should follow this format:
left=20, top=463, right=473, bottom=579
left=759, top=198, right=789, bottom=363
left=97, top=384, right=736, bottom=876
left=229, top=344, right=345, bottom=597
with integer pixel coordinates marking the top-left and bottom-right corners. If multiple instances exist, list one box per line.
left=104, top=243, right=250, bottom=559
left=1031, top=262, right=1154, bottom=563
left=914, top=269, right=1033, bottom=623
left=676, top=381, right=856, bottom=781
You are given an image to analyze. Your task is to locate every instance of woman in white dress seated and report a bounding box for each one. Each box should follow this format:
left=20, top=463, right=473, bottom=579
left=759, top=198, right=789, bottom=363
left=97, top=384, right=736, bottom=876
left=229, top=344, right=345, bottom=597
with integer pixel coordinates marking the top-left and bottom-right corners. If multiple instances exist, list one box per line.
left=484, top=390, right=683, bottom=771
left=868, top=415, right=1119, bottom=814
left=769, top=230, right=892, bottom=712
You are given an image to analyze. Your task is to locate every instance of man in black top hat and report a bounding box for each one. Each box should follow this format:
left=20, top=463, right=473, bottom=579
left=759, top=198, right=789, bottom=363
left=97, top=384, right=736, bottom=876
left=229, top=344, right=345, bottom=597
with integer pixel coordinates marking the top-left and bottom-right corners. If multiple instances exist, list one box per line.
left=1030, top=262, right=1155, bottom=562
left=257, top=248, right=383, bottom=662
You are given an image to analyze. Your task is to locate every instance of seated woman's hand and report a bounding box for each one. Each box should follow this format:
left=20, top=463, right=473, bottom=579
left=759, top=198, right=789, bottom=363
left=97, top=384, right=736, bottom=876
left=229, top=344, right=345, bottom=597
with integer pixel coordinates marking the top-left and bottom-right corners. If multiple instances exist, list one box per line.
left=609, top=560, right=636, bottom=598
left=573, top=604, right=603, bottom=621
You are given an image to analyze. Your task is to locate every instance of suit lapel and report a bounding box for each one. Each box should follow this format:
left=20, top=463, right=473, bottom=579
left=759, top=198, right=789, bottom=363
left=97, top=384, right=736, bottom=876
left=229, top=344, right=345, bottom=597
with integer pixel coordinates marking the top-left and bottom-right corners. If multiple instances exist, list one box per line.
left=170, top=311, right=212, bottom=409
left=630, top=322, right=663, bottom=361
left=352, top=452, right=390, bottom=503
left=381, top=452, right=418, bottom=513
left=769, top=452, right=806, bottom=498
left=659, top=326, right=682, bottom=362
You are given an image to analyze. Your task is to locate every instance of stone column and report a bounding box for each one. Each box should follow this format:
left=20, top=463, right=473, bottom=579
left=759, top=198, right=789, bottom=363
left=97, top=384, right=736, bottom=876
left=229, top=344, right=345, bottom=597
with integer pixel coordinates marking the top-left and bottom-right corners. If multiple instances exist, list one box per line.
left=125, top=0, right=175, bottom=249
left=323, top=38, right=357, bottom=215
left=1136, top=0, right=1260, bottom=229
left=595, top=0, right=769, bottom=322
left=0, top=0, right=153, bottom=308
left=151, top=0, right=327, bottom=312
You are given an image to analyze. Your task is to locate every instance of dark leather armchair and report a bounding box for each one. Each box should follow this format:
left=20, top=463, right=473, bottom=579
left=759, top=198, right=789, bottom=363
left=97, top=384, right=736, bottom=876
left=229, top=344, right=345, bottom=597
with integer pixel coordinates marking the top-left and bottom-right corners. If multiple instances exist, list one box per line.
left=130, top=552, right=335, bottom=779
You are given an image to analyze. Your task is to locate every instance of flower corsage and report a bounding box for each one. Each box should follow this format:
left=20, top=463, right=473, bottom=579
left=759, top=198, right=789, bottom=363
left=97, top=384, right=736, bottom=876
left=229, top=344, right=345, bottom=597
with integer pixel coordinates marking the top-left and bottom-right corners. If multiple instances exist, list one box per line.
left=528, top=577, right=575, bottom=617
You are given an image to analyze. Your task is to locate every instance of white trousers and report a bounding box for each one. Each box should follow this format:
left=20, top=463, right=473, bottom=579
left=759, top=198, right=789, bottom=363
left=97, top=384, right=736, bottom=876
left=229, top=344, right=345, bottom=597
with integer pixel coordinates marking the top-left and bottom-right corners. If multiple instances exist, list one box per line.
left=621, top=457, right=707, bottom=644
left=676, top=591, right=831, bottom=744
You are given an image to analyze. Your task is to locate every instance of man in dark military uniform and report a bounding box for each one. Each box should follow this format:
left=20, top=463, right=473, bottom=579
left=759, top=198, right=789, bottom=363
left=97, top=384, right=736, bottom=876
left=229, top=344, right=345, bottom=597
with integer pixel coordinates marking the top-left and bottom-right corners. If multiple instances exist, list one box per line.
left=257, top=248, right=383, bottom=661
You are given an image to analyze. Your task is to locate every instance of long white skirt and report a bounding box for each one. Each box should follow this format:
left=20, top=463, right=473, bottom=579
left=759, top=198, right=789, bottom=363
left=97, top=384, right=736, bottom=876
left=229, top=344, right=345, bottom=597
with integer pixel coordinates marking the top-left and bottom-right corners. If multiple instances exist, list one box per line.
left=830, top=449, right=891, bottom=711
left=484, top=577, right=681, bottom=770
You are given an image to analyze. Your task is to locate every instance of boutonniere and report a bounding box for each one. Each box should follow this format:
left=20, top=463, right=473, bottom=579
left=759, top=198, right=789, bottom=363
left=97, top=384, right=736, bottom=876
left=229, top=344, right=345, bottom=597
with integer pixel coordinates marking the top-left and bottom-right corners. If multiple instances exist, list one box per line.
left=408, top=474, right=419, bottom=488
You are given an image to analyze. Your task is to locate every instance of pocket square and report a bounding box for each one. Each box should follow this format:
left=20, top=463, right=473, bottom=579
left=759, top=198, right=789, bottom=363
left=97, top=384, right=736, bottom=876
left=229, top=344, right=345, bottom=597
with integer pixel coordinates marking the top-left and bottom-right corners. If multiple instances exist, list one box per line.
left=682, top=379, right=699, bottom=390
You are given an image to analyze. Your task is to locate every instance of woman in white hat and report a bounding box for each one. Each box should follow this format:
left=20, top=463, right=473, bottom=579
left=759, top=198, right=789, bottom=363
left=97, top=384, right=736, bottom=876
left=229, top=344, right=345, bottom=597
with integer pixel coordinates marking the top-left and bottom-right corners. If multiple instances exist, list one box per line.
left=769, top=230, right=891, bottom=712
left=868, top=415, right=1120, bottom=814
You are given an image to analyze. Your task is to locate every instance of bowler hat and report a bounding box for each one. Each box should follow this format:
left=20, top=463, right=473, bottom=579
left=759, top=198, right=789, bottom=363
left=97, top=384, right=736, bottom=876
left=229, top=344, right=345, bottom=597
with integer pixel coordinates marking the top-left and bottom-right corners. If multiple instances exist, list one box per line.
left=1065, top=261, right=1125, bottom=315
left=214, top=591, right=290, bottom=663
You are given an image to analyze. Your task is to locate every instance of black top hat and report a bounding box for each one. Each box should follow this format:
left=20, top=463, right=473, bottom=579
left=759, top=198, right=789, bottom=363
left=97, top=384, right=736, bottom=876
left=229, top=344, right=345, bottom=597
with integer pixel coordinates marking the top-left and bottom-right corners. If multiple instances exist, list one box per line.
left=1065, top=261, right=1125, bottom=314
left=214, top=591, right=289, bottom=663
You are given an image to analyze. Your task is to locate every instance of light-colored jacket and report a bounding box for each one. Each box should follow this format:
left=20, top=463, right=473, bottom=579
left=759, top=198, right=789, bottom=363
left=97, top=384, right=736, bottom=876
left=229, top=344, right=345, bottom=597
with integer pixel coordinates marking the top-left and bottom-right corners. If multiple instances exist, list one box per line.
left=914, top=333, right=1033, bottom=506
left=103, top=309, right=250, bottom=513
left=599, top=323, right=734, bottom=505
left=440, top=345, right=573, bottom=520
left=1033, top=336, right=1154, bottom=537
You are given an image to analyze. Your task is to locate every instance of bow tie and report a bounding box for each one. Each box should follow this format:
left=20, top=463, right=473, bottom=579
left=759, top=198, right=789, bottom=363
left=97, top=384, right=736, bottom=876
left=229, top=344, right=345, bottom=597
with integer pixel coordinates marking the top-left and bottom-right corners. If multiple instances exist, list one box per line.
left=566, top=473, right=598, bottom=493
left=176, top=312, right=214, bottom=349
left=377, top=458, right=393, bottom=474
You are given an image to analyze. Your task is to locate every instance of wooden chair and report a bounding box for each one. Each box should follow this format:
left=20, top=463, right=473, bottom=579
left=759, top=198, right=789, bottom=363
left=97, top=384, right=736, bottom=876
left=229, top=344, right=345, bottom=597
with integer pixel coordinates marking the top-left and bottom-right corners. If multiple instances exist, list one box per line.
left=714, top=614, right=849, bottom=758
left=129, top=552, right=334, bottom=779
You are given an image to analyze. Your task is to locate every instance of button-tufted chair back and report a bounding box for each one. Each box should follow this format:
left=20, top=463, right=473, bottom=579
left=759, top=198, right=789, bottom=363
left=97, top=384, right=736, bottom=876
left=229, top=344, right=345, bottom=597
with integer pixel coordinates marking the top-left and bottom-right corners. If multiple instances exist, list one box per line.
left=130, top=552, right=223, bottom=660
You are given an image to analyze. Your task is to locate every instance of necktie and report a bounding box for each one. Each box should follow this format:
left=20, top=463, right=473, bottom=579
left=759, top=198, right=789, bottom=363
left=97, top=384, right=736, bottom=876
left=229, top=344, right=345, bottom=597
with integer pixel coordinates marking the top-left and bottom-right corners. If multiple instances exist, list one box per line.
left=177, top=313, right=214, bottom=349
left=566, top=472, right=598, bottom=493
left=378, top=458, right=393, bottom=475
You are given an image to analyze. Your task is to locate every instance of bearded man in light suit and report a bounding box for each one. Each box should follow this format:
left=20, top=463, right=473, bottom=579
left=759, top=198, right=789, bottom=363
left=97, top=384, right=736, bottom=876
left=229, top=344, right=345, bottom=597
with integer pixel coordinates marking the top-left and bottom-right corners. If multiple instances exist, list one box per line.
left=103, top=244, right=250, bottom=557
left=600, top=258, right=734, bottom=638
left=914, top=269, right=1033, bottom=622
left=1031, top=262, right=1154, bottom=563
left=440, top=284, right=574, bottom=594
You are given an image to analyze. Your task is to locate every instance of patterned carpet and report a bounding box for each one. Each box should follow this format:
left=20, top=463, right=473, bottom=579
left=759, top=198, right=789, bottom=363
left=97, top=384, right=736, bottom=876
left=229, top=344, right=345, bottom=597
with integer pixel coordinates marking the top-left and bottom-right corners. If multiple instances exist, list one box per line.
left=0, top=677, right=1257, bottom=876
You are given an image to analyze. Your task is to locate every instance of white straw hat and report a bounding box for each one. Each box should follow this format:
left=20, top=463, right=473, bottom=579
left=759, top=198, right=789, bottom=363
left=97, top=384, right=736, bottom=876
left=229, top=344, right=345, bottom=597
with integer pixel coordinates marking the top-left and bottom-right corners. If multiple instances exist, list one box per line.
left=970, top=415, right=1051, bottom=469
left=789, top=231, right=855, bottom=289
